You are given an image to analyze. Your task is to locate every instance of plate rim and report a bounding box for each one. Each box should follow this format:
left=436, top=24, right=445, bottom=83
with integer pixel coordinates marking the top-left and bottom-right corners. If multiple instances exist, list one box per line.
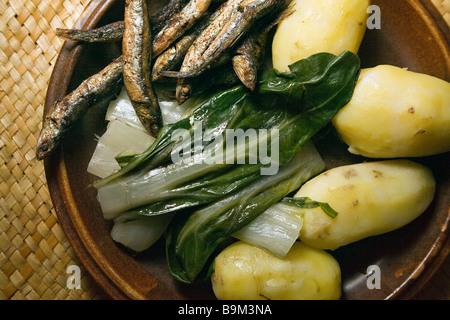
left=43, top=0, right=450, bottom=300
left=44, top=0, right=137, bottom=300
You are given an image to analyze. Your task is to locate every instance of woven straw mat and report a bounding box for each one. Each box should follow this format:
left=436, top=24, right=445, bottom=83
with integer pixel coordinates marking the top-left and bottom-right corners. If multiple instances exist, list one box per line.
left=0, top=0, right=449, bottom=300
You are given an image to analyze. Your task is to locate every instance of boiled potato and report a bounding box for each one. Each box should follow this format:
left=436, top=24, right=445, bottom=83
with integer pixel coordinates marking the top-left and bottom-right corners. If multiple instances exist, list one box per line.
left=332, top=65, right=450, bottom=158
left=272, top=0, right=369, bottom=72
left=211, top=241, right=341, bottom=300
left=294, top=160, right=436, bottom=250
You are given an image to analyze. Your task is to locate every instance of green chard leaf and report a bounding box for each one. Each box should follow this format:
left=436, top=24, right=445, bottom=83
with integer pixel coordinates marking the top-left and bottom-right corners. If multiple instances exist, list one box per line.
left=257, top=51, right=361, bottom=112
left=281, top=197, right=339, bottom=219
left=94, top=51, right=360, bottom=282
left=168, top=142, right=326, bottom=282
left=164, top=51, right=360, bottom=282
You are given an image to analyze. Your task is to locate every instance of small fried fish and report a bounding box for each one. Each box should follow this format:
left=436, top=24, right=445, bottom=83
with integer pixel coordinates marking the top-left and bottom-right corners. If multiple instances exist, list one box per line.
left=178, top=0, right=244, bottom=76
left=152, top=12, right=215, bottom=81
left=36, top=56, right=124, bottom=160
left=231, top=5, right=289, bottom=90
left=166, top=0, right=286, bottom=78
left=150, top=0, right=190, bottom=34
left=56, top=21, right=125, bottom=42
left=123, top=0, right=162, bottom=137
left=152, top=0, right=213, bottom=57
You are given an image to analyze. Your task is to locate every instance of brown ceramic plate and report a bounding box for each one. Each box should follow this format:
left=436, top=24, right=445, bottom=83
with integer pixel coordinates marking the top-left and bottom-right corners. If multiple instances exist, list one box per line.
left=44, top=0, right=450, bottom=300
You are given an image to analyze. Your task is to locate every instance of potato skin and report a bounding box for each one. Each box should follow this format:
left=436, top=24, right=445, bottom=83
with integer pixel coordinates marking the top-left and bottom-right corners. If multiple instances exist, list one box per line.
left=294, top=160, right=436, bottom=250
left=211, top=241, right=341, bottom=300
left=272, top=0, right=369, bottom=72
left=332, top=65, right=450, bottom=158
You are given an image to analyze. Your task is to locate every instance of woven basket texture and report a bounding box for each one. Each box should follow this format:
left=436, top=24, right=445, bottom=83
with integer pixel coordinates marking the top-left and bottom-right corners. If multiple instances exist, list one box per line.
left=0, top=0, right=102, bottom=300
left=0, top=0, right=449, bottom=300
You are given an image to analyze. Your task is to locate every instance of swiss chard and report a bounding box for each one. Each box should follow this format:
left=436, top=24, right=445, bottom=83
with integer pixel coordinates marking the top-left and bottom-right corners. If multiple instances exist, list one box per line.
left=281, top=197, right=340, bottom=219
left=94, top=51, right=360, bottom=282
left=164, top=51, right=360, bottom=282
left=167, top=142, right=326, bottom=282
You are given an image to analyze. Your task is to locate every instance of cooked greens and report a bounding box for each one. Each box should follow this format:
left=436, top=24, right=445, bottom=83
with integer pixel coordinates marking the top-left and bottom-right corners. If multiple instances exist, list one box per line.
left=281, top=197, right=339, bottom=219
left=232, top=201, right=304, bottom=259
left=232, top=194, right=340, bottom=260
left=94, top=51, right=360, bottom=282
left=166, top=142, right=327, bottom=282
